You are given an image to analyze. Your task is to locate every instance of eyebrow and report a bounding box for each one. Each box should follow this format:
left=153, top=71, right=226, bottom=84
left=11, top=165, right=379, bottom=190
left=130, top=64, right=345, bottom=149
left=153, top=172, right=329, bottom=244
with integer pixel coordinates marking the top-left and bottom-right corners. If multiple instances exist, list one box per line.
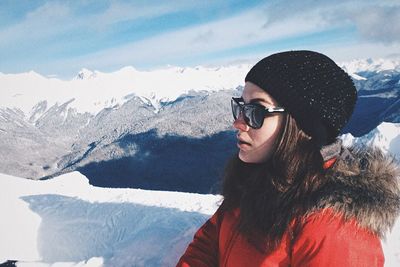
left=248, top=97, right=273, bottom=105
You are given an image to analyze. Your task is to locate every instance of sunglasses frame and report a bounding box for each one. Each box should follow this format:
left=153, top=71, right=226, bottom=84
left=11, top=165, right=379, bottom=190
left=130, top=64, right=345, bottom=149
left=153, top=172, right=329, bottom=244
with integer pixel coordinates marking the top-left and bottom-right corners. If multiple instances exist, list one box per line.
left=231, top=97, right=285, bottom=129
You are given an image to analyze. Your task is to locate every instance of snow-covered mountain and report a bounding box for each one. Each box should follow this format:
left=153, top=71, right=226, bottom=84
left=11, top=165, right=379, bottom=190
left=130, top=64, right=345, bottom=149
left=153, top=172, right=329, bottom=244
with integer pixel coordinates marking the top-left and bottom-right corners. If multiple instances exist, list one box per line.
left=1, top=58, right=398, bottom=115
left=2, top=58, right=396, bottom=116
left=338, top=58, right=400, bottom=136
left=0, top=59, right=399, bottom=193
left=0, top=65, right=250, bottom=115
left=0, top=64, right=249, bottom=182
left=341, top=58, right=400, bottom=77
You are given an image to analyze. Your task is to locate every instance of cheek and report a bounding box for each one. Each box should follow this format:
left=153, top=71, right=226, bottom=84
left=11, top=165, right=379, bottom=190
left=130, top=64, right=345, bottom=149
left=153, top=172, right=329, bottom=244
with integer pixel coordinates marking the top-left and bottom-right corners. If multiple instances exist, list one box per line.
left=254, top=118, right=282, bottom=145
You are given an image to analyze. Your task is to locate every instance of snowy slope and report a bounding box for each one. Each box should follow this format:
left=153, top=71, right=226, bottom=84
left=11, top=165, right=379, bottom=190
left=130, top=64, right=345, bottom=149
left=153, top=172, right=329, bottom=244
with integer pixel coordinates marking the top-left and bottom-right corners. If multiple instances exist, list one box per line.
left=341, top=122, right=400, bottom=158
left=0, top=170, right=399, bottom=267
left=0, top=171, right=221, bottom=266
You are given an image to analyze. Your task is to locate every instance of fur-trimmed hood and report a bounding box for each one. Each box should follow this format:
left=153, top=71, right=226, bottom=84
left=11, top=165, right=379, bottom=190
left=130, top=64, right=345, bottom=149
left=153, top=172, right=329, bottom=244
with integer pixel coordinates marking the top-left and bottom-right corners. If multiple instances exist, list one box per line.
left=312, top=144, right=400, bottom=237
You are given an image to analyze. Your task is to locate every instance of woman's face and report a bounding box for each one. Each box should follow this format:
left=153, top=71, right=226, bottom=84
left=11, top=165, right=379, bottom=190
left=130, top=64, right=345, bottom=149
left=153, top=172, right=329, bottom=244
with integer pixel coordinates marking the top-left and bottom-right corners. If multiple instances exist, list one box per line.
left=233, top=82, right=285, bottom=163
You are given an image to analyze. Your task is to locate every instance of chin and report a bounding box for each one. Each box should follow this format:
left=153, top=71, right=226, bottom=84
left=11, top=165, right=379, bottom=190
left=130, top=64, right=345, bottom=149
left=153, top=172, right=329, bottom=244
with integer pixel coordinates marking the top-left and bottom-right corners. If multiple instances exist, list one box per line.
left=238, top=152, right=256, bottom=163
left=239, top=151, right=269, bottom=163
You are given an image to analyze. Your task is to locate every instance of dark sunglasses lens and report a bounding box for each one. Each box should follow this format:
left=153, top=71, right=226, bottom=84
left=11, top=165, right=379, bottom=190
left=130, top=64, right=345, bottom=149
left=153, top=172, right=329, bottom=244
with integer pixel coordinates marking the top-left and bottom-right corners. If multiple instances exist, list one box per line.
left=231, top=99, right=241, bottom=120
left=231, top=99, right=265, bottom=129
left=243, top=106, right=263, bottom=129
left=253, top=106, right=265, bottom=128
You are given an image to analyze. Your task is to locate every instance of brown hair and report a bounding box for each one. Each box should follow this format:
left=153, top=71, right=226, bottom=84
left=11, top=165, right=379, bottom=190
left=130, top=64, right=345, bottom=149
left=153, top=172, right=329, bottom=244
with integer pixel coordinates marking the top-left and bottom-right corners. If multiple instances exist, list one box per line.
left=222, top=114, right=328, bottom=252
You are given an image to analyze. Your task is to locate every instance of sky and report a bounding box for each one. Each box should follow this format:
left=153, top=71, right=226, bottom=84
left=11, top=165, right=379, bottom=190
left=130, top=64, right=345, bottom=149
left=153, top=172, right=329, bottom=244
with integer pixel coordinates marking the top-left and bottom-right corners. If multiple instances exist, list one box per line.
left=0, top=0, right=399, bottom=79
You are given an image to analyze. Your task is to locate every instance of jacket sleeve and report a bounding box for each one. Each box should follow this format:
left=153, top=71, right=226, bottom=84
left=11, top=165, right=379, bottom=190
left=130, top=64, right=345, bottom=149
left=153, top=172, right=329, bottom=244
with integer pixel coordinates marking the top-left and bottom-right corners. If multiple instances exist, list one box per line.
left=176, top=204, right=225, bottom=267
left=291, top=209, right=385, bottom=267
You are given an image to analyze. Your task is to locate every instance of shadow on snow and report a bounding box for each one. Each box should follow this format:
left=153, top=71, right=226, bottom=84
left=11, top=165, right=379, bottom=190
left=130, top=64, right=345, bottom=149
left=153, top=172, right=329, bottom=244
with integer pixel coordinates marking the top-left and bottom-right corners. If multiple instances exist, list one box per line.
left=77, top=130, right=237, bottom=194
left=21, top=194, right=209, bottom=267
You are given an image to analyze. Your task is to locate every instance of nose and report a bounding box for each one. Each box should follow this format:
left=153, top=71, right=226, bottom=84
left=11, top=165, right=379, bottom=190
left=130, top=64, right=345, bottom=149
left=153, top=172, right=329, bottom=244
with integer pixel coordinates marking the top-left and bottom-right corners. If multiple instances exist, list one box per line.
left=233, top=113, right=250, bottom=132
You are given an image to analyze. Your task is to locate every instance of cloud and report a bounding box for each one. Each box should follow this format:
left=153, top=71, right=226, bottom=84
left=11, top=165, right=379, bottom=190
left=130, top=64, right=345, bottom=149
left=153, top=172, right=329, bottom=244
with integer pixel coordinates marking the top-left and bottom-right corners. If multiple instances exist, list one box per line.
left=350, top=5, right=400, bottom=44
left=0, top=0, right=199, bottom=48
left=83, top=0, right=197, bottom=32
left=1, top=0, right=399, bottom=77
left=65, top=7, right=332, bottom=69
left=0, top=2, right=72, bottom=46
left=311, top=41, right=400, bottom=62
left=191, top=30, right=215, bottom=44
left=261, top=0, right=400, bottom=44
left=307, top=1, right=400, bottom=44
left=261, top=0, right=348, bottom=25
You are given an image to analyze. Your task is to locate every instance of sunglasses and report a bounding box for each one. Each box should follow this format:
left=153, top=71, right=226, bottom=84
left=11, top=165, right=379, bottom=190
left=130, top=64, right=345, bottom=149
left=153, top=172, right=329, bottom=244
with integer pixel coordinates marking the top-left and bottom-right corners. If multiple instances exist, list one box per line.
left=231, top=97, right=285, bottom=129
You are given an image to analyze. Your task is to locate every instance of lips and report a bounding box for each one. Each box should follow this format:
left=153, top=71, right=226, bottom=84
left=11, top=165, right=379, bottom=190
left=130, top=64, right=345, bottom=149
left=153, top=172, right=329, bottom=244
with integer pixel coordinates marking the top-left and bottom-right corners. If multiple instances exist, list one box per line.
left=237, top=136, right=251, bottom=147
left=238, top=140, right=251, bottom=145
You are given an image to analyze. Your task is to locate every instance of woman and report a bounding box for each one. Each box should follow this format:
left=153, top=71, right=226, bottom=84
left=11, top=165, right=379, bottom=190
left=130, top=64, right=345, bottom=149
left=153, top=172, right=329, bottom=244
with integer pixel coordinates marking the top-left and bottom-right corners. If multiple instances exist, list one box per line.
left=177, top=51, right=400, bottom=266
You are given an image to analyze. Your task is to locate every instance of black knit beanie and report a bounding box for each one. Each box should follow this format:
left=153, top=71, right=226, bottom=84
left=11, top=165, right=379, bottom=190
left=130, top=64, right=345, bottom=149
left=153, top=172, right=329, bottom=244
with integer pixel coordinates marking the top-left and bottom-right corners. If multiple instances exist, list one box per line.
left=245, top=50, right=357, bottom=146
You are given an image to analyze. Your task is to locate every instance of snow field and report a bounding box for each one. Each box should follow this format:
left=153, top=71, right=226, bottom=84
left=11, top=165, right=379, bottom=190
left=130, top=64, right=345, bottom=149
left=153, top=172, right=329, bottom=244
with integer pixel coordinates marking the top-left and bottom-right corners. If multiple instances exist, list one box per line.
left=1, top=152, right=399, bottom=266
left=0, top=172, right=221, bottom=266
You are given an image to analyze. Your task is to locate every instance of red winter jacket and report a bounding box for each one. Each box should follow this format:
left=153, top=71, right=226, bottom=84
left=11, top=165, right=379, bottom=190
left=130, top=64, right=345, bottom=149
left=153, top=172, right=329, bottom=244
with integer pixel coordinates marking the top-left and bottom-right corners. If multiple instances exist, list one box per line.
left=177, top=147, right=400, bottom=267
left=177, top=206, right=384, bottom=267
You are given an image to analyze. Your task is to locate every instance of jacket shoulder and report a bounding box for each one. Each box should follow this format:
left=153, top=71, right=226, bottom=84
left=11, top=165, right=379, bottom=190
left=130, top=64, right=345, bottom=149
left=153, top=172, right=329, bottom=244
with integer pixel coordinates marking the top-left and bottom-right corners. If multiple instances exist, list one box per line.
left=292, top=208, right=384, bottom=267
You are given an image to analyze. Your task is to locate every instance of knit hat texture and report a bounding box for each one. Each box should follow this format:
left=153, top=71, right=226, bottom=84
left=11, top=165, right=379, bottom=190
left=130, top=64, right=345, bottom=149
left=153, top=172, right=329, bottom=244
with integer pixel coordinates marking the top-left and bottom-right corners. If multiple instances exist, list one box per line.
left=245, top=50, right=357, bottom=146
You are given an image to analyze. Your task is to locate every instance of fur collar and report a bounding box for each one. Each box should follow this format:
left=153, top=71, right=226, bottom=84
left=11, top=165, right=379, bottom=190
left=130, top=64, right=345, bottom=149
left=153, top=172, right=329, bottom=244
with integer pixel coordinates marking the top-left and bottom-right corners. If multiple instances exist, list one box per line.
left=310, top=145, right=400, bottom=237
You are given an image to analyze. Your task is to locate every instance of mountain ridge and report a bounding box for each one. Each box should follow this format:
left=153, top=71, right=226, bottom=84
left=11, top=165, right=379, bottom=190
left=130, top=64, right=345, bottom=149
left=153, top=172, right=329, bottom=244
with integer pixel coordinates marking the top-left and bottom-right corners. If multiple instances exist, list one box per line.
left=0, top=59, right=399, bottom=193
left=1, top=58, right=399, bottom=115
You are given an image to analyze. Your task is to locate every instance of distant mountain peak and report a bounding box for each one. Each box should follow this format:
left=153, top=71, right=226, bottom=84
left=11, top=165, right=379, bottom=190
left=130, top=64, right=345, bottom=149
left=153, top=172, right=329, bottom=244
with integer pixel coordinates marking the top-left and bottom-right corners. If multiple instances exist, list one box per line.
left=75, top=68, right=97, bottom=80
left=340, top=58, right=400, bottom=75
